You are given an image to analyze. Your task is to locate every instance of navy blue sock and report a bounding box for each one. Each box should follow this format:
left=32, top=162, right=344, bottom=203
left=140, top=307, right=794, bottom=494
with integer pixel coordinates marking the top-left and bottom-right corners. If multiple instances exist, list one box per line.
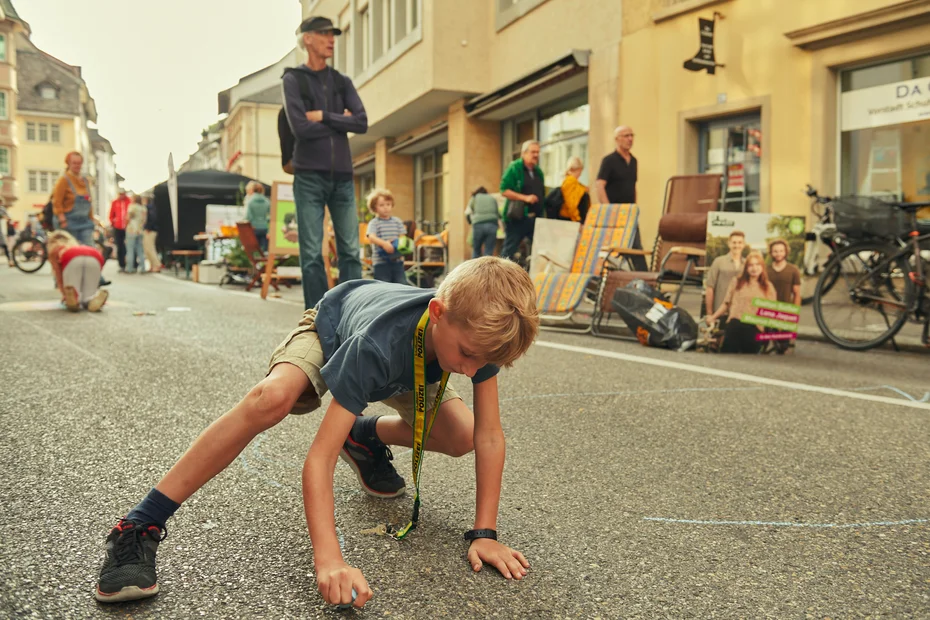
left=125, top=488, right=181, bottom=529
left=350, top=415, right=382, bottom=444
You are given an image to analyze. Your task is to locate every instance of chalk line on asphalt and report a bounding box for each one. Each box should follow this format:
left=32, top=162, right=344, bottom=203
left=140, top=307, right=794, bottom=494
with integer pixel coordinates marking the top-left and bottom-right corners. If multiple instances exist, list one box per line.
left=644, top=517, right=929, bottom=528
left=534, top=340, right=930, bottom=411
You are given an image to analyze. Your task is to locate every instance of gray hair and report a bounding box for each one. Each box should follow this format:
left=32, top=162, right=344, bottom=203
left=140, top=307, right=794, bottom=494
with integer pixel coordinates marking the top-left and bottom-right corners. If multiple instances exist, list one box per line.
left=520, top=140, right=539, bottom=154
left=297, top=32, right=308, bottom=51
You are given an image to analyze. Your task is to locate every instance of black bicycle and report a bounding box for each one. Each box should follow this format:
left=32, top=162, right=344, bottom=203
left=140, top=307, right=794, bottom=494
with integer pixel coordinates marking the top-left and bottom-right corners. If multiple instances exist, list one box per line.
left=812, top=197, right=930, bottom=350
left=12, top=230, right=48, bottom=273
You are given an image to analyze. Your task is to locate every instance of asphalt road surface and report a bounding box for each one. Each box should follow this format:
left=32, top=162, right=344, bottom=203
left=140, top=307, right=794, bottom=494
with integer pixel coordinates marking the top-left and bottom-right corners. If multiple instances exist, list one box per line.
left=1, top=264, right=928, bottom=619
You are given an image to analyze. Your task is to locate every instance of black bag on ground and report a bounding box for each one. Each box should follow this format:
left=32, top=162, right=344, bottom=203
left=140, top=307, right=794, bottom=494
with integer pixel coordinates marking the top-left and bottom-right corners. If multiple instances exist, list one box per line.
left=611, top=280, right=698, bottom=351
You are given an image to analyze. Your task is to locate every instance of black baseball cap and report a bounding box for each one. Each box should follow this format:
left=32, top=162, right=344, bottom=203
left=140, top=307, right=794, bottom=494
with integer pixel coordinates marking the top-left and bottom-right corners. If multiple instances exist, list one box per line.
left=298, top=16, right=342, bottom=35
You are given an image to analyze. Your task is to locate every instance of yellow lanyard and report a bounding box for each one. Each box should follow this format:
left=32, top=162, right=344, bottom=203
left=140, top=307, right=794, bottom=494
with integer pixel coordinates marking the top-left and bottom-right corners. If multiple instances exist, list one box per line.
left=392, top=308, right=450, bottom=540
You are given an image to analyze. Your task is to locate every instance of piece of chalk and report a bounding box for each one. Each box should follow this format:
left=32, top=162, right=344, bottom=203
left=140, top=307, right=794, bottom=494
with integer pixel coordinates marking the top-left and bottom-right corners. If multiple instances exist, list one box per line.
left=335, top=588, right=358, bottom=610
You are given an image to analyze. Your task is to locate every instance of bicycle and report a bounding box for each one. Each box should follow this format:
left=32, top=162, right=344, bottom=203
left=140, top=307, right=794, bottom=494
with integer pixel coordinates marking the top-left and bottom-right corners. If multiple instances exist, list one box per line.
left=12, top=224, right=111, bottom=274
left=812, top=196, right=930, bottom=351
left=12, top=229, right=48, bottom=273
left=800, top=185, right=854, bottom=305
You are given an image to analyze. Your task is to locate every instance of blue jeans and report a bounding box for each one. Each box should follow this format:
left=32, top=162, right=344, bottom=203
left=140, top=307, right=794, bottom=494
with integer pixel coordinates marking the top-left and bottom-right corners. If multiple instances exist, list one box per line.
left=254, top=228, right=268, bottom=253
left=293, top=171, right=362, bottom=308
left=471, top=221, right=498, bottom=258
left=501, top=217, right=536, bottom=261
left=373, top=260, right=407, bottom=284
left=125, top=233, right=144, bottom=272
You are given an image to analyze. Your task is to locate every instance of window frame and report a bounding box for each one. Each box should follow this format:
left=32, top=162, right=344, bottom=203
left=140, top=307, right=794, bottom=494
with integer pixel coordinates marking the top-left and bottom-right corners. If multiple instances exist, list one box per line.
left=0, top=147, right=11, bottom=176
left=414, top=144, right=449, bottom=229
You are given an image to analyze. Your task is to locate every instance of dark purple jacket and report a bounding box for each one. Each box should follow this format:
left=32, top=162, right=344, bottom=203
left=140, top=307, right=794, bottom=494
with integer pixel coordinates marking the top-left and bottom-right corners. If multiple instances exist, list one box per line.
left=282, top=65, right=368, bottom=177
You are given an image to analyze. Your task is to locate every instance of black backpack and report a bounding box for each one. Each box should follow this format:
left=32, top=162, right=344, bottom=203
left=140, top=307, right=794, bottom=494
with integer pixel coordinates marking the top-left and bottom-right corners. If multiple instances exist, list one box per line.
left=278, top=67, right=346, bottom=174
left=42, top=199, right=55, bottom=231
left=544, top=186, right=564, bottom=219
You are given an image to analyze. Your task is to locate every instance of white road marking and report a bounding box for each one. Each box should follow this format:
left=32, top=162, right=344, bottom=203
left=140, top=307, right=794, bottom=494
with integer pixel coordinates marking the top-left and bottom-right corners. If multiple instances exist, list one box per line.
left=534, top=340, right=930, bottom=411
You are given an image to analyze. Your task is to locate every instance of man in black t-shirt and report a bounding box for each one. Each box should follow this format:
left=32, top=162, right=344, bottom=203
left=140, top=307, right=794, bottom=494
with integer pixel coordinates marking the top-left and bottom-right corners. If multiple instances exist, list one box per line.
left=595, top=126, right=648, bottom=270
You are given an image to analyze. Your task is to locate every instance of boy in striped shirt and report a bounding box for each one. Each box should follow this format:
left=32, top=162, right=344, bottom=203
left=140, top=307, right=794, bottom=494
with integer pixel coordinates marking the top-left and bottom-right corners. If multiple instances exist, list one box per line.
left=365, top=188, right=409, bottom=284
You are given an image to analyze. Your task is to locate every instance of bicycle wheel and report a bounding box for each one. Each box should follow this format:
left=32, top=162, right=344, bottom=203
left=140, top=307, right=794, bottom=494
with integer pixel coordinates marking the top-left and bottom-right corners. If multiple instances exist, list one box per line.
left=12, top=239, right=47, bottom=273
left=812, top=242, right=913, bottom=350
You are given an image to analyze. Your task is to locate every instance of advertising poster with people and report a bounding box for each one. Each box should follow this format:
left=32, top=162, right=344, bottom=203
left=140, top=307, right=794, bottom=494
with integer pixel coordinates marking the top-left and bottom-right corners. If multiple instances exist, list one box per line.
left=270, top=182, right=299, bottom=255
left=703, top=212, right=806, bottom=354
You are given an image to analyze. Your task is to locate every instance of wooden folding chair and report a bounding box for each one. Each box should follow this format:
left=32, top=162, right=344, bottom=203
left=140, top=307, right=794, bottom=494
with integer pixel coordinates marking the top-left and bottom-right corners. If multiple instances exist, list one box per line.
left=237, top=221, right=285, bottom=293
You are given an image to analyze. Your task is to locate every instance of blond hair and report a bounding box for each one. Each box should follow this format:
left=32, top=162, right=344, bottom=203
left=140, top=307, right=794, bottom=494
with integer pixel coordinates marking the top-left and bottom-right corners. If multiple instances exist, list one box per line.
left=436, top=256, right=539, bottom=368
left=366, top=188, right=394, bottom=213
left=565, top=156, right=583, bottom=175
left=47, top=230, right=78, bottom=255
left=246, top=180, right=264, bottom=195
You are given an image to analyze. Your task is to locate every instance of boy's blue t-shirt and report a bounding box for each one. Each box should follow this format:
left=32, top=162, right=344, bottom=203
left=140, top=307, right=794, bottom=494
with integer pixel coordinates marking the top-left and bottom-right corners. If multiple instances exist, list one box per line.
left=314, top=280, right=499, bottom=415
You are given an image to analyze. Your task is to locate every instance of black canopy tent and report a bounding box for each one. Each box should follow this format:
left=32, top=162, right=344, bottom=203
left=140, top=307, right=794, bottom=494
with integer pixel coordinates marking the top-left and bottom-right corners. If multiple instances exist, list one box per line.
left=151, top=170, right=271, bottom=250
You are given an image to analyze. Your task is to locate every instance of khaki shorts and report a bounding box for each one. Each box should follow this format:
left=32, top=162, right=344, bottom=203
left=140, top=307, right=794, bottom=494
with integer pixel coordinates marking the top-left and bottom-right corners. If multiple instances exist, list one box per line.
left=267, top=308, right=460, bottom=424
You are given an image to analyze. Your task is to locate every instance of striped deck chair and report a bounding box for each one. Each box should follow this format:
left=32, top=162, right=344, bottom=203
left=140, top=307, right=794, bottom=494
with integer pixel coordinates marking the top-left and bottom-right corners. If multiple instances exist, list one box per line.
left=533, top=204, right=640, bottom=332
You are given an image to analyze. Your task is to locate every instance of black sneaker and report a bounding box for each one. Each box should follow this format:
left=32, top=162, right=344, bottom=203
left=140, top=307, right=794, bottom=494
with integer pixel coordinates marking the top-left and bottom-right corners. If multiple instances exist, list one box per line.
left=340, top=421, right=406, bottom=498
left=95, top=519, right=165, bottom=603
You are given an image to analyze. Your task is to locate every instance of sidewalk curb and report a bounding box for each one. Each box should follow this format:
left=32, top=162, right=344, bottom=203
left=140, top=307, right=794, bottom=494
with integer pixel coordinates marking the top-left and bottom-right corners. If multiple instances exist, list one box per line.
left=796, top=327, right=928, bottom=353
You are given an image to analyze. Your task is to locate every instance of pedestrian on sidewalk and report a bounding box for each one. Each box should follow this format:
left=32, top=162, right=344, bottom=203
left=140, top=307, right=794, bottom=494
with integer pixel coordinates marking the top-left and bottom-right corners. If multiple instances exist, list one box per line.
left=47, top=230, right=108, bottom=312
left=500, top=140, right=545, bottom=262
left=244, top=181, right=271, bottom=252
left=466, top=187, right=502, bottom=258
left=125, top=196, right=147, bottom=273
left=53, top=153, right=103, bottom=248
left=282, top=16, right=368, bottom=308
left=595, top=126, right=648, bottom=270
left=93, top=257, right=538, bottom=609
left=365, top=188, right=408, bottom=284
left=109, top=190, right=130, bottom=272
left=143, top=196, right=162, bottom=272
left=0, top=205, right=13, bottom=267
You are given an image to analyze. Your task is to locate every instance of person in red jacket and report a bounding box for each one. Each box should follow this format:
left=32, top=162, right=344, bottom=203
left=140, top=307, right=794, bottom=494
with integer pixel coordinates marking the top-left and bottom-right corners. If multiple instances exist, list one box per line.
left=109, top=190, right=131, bottom=271
left=47, top=230, right=109, bottom=312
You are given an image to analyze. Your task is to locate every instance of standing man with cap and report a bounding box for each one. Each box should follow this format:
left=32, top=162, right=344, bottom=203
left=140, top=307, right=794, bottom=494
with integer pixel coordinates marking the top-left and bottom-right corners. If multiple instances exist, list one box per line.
left=282, top=16, right=368, bottom=309
left=595, top=126, right=648, bottom=271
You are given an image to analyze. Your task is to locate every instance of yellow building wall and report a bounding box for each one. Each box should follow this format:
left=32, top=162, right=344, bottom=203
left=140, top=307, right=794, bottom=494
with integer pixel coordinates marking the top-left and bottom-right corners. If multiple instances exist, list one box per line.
left=13, top=114, right=77, bottom=223
left=225, top=103, right=292, bottom=188
left=619, top=0, right=930, bottom=248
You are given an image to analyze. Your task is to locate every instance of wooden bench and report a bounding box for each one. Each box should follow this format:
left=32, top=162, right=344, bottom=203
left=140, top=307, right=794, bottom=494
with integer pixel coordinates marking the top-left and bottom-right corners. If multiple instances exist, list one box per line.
left=170, top=250, right=203, bottom=280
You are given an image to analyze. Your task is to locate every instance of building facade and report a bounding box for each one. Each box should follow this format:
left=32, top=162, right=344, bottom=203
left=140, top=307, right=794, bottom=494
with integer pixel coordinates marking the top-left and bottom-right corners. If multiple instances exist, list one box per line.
left=300, top=0, right=622, bottom=264
left=218, top=50, right=302, bottom=186
left=179, top=119, right=225, bottom=174
left=297, top=0, right=930, bottom=265
left=0, top=1, right=29, bottom=213
left=621, top=0, right=930, bottom=237
left=14, top=31, right=97, bottom=223
left=89, top=128, right=117, bottom=221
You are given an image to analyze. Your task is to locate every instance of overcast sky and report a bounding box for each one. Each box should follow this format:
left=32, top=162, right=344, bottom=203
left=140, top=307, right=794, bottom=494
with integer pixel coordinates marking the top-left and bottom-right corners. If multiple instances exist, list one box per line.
left=20, top=0, right=302, bottom=191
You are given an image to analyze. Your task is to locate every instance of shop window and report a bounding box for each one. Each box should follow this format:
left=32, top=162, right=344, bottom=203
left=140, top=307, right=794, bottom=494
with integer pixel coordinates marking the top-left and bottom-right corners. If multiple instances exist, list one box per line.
left=415, top=145, right=448, bottom=231
left=840, top=54, right=930, bottom=200
left=698, top=114, right=761, bottom=212
left=502, top=94, right=589, bottom=187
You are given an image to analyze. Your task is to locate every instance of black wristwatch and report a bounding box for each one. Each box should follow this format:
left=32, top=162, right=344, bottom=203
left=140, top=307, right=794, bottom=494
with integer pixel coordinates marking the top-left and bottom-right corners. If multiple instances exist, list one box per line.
left=464, top=529, right=497, bottom=542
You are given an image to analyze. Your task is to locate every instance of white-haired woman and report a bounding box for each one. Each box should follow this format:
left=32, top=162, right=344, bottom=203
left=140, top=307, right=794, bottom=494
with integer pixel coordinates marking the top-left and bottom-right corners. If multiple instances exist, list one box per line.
left=557, top=156, right=590, bottom=223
